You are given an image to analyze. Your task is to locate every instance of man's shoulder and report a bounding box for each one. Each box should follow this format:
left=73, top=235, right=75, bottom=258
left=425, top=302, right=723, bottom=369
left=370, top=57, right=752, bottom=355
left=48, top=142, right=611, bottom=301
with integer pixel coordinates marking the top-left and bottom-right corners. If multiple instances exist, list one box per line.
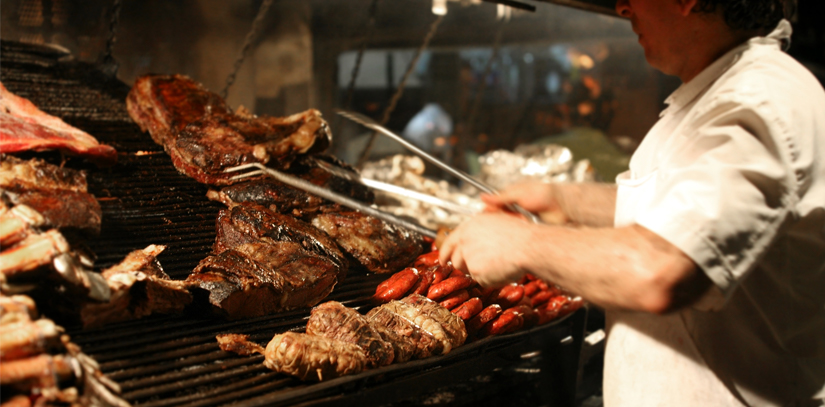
left=713, top=45, right=825, bottom=108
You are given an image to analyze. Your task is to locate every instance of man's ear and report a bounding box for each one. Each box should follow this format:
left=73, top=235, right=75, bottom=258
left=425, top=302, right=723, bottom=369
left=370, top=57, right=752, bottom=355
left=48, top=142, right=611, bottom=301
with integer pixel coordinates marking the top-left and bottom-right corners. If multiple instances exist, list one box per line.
left=676, top=0, right=699, bottom=16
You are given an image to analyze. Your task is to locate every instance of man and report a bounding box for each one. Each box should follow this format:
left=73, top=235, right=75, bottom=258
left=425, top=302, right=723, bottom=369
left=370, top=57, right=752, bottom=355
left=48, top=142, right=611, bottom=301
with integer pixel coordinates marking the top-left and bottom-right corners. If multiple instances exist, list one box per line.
left=439, top=0, right=825, bottom=405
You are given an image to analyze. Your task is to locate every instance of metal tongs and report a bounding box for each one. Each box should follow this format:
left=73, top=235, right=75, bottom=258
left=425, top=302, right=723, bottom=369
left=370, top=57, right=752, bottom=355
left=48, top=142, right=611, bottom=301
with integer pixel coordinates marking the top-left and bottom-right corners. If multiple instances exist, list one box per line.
left=336, top=109, right=543, bottom=224
left=224, top=163, right=438, bottom=239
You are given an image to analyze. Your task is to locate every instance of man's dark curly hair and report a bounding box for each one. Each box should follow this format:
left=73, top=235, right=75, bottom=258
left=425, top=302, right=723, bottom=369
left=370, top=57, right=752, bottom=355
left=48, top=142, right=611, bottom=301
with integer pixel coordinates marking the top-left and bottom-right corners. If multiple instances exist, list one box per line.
left=695, top=0, right=794, bottom=31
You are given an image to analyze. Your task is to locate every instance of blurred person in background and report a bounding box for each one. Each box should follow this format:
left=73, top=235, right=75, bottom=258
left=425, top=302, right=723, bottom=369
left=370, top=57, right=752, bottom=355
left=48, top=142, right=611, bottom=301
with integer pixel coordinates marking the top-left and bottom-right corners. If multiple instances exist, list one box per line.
left=440, top=0, right=825, bottom=405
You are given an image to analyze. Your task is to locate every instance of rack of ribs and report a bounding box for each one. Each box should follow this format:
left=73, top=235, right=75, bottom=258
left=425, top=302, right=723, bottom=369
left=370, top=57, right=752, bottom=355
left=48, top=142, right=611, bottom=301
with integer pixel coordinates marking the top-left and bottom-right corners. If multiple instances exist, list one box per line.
left=0, top=155, right=102, bottom=235
left=0, top=82, right=117, bottom=166
left=126, top=74, right=331, bottom=185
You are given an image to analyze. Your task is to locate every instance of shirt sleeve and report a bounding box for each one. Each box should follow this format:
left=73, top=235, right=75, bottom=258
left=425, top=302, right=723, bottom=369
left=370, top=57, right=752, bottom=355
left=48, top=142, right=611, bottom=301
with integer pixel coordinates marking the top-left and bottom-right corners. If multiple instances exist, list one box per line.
left=634, top=96, right=797, bottom=302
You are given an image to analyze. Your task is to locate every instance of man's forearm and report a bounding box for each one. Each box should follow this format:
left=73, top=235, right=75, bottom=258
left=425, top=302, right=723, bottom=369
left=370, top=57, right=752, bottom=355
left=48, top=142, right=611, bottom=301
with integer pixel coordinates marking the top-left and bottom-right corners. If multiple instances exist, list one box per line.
left=518, top=224, right=707, bottom=313
left=553, top=183, right=617, bottom=227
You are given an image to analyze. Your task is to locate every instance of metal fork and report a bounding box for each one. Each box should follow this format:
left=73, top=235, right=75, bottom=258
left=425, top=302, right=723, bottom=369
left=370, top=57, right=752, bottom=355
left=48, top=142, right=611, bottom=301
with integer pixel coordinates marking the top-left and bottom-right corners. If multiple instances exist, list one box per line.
left=224, top=163, right=437, bottom=239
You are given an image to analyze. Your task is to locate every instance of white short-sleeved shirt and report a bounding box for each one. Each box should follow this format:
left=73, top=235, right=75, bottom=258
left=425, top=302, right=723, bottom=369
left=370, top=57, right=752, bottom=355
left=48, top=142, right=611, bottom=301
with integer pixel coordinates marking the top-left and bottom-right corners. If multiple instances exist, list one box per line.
left=605, top=20, right=825, bottom=407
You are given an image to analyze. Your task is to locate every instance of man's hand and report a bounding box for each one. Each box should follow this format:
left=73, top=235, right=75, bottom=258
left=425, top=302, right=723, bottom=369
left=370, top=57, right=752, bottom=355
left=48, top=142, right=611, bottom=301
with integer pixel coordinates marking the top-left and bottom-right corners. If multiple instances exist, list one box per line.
left=482, top=181, right=568, bottom=224
left=438, top=212, right=534, bottom=287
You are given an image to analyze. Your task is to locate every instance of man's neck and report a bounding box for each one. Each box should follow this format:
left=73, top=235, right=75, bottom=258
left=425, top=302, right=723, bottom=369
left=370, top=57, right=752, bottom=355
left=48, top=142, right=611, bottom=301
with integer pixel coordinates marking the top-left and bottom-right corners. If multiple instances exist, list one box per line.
left=673, top=18, right=762, bottom=83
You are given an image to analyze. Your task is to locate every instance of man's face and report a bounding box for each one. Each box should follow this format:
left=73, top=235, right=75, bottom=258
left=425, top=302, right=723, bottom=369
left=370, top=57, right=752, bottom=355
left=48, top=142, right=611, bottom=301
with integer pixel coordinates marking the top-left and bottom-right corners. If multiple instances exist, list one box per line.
left=615, top=0, right=689, bottom=76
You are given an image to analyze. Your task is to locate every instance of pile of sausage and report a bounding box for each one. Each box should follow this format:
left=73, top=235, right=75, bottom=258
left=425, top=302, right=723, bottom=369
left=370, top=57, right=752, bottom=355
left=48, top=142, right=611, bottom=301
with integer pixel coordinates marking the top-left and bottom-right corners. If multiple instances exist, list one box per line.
left=373, top=250, right=583, bottom=340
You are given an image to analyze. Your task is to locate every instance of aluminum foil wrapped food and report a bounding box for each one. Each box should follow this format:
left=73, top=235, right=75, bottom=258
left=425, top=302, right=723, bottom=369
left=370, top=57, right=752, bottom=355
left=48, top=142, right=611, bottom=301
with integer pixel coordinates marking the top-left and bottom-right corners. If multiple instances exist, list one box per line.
left=477, top=144, right=596, bottom=192
left=360, top=146, right=594, bottom=230
left=361, top=155, right=483, bottom=229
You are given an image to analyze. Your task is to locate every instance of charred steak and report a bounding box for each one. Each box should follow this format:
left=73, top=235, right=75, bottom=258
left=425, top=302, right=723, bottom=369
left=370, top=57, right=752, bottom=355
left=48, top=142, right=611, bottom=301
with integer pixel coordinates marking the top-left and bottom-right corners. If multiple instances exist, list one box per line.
left=311, top=211, right=423, bottom=274
left=188, top=203, right=347, bottom=319
left=126, top=74, right=331, bottom=185
left=212, top=203, right=347, bottom=271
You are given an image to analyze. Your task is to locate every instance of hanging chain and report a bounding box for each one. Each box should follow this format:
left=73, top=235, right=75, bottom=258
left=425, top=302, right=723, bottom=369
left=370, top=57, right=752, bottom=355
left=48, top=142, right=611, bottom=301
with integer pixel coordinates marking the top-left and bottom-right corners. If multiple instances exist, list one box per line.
left=98, top=0, right=122, bottom=77
left=343, top=0, right=381, bottom=111
left=356, top=14, right=444, bottom=168
left=330, top=0, right=381, bottom=154
left=222, top=0, right=275, bottom=100
left=464, top=21, right=505, bottom=138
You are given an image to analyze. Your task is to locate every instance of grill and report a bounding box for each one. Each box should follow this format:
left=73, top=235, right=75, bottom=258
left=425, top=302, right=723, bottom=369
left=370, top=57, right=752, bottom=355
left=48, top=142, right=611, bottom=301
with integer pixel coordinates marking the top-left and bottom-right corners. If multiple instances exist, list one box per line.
left=1, top=40, right=587, bottom=407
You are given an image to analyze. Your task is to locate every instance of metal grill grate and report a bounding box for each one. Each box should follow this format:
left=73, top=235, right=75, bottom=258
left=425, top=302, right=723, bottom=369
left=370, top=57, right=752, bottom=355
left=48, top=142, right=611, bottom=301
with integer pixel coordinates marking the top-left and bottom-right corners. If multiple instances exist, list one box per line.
left=1, top=40, right=585, bottom=407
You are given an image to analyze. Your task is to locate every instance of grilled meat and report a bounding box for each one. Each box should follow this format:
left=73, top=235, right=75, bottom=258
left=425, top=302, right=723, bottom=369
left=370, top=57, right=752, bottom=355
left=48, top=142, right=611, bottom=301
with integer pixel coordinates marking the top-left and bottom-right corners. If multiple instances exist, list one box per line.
left=0, top=204, right=45, bottom=247
left=0, top=319, right=63, bottom=361
left=0, top=82, right=117, bottom=165
left=213, top=203, right=347, bottom=270
left=206, top=155, right=374, bottom=220
left=401, top=294, right=467, bottom=351
left=366, top=301, right=443, bottom=359
left=216, top=333, right=263, bottom=356
left=217, top=330, right=367, bottom=381
left=311, top=211, right=423, bottom=274
left=264, top=331, right=367, bottom=381
left=0, top=156, right=101, bottom=235
left=80, top=245, right=192, bottom=328
left=188, top=241, right=342, bottom=319
left=288, top=155, right=375, bottom=204
left=306, top=301, right=394, bottom=368
left=126, top=74, right=331, bottom=185
left=0, top=295, right=38, bottom=325
left=207, top=179, right=330, bottom=219
left=126, top=74, right=230, bottom=146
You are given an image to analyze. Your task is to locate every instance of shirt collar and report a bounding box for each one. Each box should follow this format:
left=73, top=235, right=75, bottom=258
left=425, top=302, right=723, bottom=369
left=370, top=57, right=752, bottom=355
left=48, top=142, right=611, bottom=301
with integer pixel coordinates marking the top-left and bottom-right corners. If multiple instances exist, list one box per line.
left=660, top=19, right=793, bottom=117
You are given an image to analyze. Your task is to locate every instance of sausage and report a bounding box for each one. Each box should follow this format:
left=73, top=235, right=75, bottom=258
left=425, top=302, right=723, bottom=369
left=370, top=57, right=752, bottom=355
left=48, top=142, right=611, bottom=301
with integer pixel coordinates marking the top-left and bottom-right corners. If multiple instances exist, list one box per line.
left=481, top=308, right=523, bottom=337
left=522, top=280, right=543, bottom=297
left=535, top=295, right=567, bottom=325
left=431, top=265, right=452, bottom=286
left=408, top=267, right=435, bottom=296
left=466, top=304, right=502, bottom=334
left=488, top=284, right=524, bottom=309
left=373, top=268, right=420, bottom=303
left=413, top=251, right=440, bottom=268
left=427, top=275, right=475, bottom=301
left=530, top=286, right=562, bottom=307
left=468, top=287, right=483, bottom=299
left=448, top=267, right=466, bottom=279
left=438, top=289, right=470, bottom=310
left=558, top=296, right=584, bottom=318
left=451, top=297, right=483, bottom=320
left=509, top=304, right=538, bottom=329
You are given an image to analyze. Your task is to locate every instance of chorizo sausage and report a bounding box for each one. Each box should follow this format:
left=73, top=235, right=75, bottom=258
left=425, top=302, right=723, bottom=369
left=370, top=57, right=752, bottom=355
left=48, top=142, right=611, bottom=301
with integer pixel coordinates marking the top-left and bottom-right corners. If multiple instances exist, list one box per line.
left=522, top=280, right=543, bottom=297
left=530, top=287, right=562, bottom=307
left=373, top=268, right=420, bottom=303
left=431, top=265, right=452, bottom=286
left=451, top=297, right=483, bottom=321
left=427, top=275, right=475, bottom=301
left=535, top=295, right=567, bottom=325
left=413, top=251, right=440, bottom=268
left=438, top=289, right=470, bottom=310
left=466, top=304, right=502, bottom=334
left=408, top=267, right=435, bottom=296
left=488, top=283, right=524, bottom=309
left=481, top=308, right=523, bottom=336
left=509, top=304, right=538, bottom=329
